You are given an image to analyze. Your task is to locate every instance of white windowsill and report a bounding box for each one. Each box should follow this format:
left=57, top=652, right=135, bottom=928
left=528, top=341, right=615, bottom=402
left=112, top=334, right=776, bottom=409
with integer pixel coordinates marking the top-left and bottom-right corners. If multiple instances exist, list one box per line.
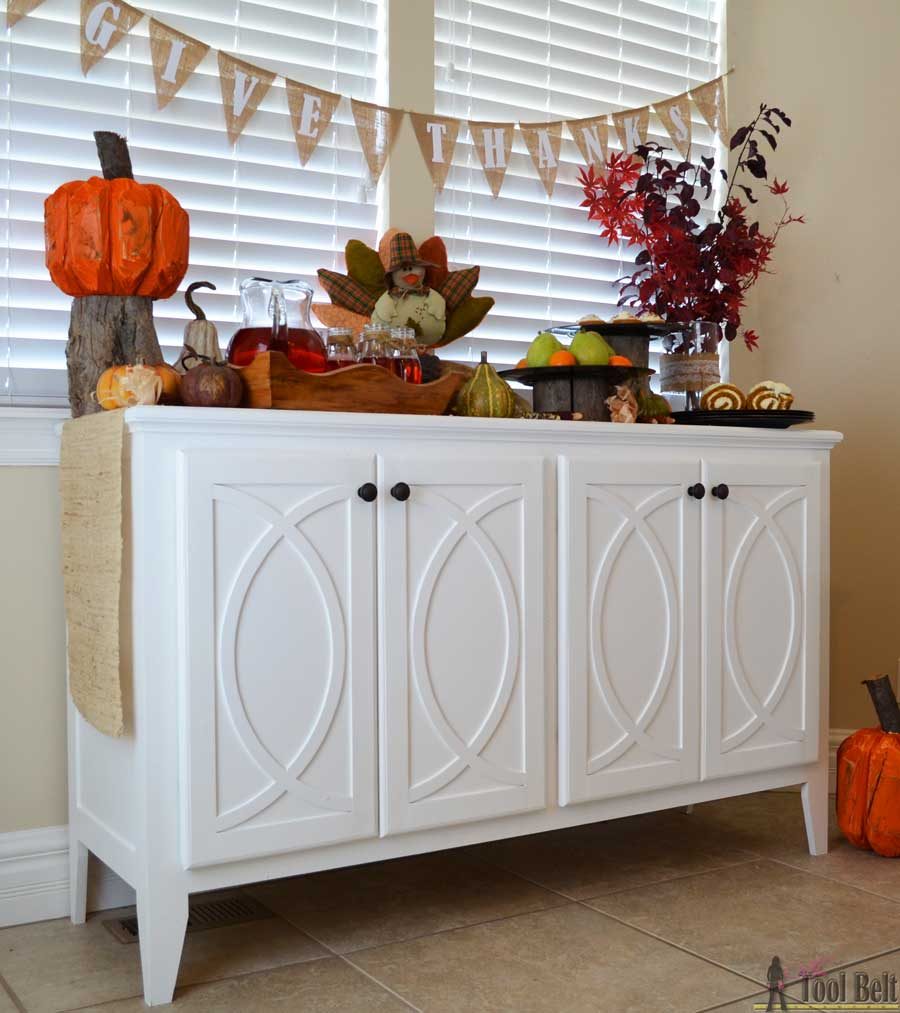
left=0, top=407, right=69, bottom=466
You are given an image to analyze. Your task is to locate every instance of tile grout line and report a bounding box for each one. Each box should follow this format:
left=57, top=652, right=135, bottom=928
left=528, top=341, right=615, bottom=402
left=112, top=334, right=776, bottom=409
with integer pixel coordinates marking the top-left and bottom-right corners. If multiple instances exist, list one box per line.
left=763, top=853, right=900, bottom=905
left=338, top=953, right=424, bottom=1012
left=0, top=972, right=25, bottom=1013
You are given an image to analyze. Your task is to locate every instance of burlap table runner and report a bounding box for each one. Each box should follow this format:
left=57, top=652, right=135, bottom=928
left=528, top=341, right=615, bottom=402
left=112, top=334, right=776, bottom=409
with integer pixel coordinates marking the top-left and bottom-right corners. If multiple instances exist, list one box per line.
left=59, top=410, right=126, bottom=737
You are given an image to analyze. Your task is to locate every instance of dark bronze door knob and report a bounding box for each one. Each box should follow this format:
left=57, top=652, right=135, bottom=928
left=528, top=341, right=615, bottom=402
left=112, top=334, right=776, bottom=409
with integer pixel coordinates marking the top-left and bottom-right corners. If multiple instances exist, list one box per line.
left=357, top=483, right=377, bottom=502
left=390, top=482, right=411, bottom=502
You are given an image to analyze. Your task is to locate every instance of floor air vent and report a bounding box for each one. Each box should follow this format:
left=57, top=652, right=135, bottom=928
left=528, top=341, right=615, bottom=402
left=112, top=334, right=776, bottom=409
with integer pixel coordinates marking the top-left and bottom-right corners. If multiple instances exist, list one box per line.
left=103, top=893, right=274, bottom=944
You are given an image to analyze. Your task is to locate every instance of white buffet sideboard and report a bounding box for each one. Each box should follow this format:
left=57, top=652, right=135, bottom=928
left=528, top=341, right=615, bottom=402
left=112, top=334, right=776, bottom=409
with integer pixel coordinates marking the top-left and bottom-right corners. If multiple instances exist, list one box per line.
left=66, top=408, right=842, bottom=1005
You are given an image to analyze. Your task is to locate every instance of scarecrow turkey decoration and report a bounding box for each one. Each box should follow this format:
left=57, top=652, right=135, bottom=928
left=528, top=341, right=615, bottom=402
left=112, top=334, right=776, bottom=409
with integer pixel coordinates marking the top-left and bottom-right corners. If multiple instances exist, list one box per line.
left=371, top=232, right=446, bottom=343
left=314, top=228, right=493, bottom=347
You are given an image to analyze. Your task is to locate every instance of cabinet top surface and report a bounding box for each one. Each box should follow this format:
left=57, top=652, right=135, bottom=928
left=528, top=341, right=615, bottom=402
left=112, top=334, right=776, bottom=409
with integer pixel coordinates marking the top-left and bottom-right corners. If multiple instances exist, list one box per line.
left=121, top=407, right=843, bottom=451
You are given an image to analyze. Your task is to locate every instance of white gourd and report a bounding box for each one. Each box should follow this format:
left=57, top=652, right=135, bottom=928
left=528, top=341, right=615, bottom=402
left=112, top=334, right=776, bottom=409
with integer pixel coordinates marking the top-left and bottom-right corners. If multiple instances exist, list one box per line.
left=176, top=282, right=223, bottom=374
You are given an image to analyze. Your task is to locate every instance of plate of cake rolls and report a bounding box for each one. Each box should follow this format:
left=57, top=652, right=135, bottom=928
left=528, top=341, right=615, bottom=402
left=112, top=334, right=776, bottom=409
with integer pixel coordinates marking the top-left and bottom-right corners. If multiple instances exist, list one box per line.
left=672, top=380, right=814, bottom=428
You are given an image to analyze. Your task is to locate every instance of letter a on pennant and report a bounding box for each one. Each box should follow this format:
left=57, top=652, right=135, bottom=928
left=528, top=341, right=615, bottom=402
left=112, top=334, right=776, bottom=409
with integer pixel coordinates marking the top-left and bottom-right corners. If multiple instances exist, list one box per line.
left=469, top=120, right=515, bottom=197
left=520, top=121, right=563, bottom=197
left=218, top=52, right=276, bottom=144
left=149, top=18, right=209, bottom=110
left=409, top=112, right=461, bottom=193
left=80, top=0, right=143, bottom=75
left=286, top=80, right=342, bottom=166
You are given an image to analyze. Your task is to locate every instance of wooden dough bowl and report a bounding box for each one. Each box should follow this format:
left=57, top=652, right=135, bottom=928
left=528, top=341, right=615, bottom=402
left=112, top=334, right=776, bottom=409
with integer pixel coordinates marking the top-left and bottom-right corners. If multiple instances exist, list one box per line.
left=240, top=350, right=465, bottom=415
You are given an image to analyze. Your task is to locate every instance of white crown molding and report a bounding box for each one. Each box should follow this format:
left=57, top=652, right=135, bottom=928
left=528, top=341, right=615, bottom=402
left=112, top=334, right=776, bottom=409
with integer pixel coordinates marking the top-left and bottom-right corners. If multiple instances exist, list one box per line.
left=0, top=408, right=68, bottom=466
left=0, top=825, right=134, bottom=928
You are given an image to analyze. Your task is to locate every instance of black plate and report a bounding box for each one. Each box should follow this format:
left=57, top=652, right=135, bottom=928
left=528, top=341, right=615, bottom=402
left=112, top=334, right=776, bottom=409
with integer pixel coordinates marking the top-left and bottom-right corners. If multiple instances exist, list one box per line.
left=550, top=321, right=676, bottom=338
left=671, top=409, right=815, bottom=429
left=499, top=364, right=655, bottom=385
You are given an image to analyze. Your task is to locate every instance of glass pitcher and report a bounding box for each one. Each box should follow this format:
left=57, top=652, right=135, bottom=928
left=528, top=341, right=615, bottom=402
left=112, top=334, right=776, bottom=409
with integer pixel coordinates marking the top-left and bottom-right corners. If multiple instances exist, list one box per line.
left=227, top=277, right=327, bottom=373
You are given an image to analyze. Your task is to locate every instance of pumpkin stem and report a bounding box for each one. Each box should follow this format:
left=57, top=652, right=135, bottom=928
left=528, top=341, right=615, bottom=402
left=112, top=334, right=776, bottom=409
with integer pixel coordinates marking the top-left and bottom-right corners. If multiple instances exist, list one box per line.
left=864, top=675, right=900, bottom=732
left=480, top=350, right=488, bottom=363
left=94, top=131, right=134, bottom=180
left=185, top=281, right=216, bottom=321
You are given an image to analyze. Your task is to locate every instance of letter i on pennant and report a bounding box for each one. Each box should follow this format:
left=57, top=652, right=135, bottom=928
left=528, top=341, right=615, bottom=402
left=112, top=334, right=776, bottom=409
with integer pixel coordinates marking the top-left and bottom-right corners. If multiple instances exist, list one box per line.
left=80, top=0, right=143, bottom=75
left=149, top=19, right=209, bottom=110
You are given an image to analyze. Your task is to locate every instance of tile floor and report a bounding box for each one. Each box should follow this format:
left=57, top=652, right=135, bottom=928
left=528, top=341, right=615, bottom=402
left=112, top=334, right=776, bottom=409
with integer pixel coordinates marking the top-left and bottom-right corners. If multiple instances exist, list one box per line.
left=2, top=791, right=900, bottom=1012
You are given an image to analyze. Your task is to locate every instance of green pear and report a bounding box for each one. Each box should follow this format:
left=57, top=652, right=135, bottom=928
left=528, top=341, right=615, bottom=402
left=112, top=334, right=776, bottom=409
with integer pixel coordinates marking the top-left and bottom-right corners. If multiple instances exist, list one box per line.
left=570, top=330, right=614, bottom=366
left=526, top=331, right=563, bottom=367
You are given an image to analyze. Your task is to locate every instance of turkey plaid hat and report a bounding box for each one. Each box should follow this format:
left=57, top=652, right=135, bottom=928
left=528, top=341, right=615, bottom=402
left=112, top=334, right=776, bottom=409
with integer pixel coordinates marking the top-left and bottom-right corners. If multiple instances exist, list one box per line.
left=384, top=232, right=437, bottom=274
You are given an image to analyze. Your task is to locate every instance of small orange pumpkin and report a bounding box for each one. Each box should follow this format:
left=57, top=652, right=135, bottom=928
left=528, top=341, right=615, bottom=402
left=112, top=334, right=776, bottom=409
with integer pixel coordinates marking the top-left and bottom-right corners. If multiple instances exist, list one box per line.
left=44, top=132, right=189, bottom=298
left=836, top=676, right=900, bottom=857
left=95, top=361, right=180, bottom=409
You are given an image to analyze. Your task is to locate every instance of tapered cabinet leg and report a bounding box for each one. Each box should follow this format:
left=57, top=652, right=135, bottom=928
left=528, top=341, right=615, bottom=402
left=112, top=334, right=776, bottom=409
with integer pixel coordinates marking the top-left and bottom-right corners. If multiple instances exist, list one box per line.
left=801, top=764, right=829, bottom=856
left=136, top=884, right=189, bottom=1006
left=69, top=840, right=89, bottom=924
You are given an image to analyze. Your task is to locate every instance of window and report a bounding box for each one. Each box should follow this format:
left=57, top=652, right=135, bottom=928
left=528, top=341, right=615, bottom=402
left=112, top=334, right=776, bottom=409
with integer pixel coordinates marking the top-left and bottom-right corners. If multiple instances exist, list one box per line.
left=435, top=0, right=725, bottom=365
left=1, top=0, right=380, bottom=405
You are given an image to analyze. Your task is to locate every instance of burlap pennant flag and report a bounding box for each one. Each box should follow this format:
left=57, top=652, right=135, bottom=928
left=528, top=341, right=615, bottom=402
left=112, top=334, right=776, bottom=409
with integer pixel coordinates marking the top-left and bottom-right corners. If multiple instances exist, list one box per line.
left=566, top=114, right=609, bottom=173
left=286, top=79, right=341, bottom=166
left=520, top=120, right=563, bottom=197
left=469, top=120, right=515, bottom=198
left=691, top=75, right=728, bottom=142
left=351, top=99, right=403, bottom=185
left=612, top=105, right=650, bottom=154
left=218, top=51, right=276, bottom=144
left=653, top=91, right=692, bottom=160
left=80, top=0, right=143, bottom=75
left=409, top=112, right=460, bottom=193
left=149, top=19, right=208, bottom=110
left=7, top=0, right=46, bottom=27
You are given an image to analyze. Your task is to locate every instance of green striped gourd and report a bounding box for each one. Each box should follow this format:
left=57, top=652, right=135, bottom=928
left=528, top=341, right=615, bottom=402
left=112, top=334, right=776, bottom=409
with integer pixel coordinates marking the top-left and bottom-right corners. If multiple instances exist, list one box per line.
left=456, top=351, right=516, bottom=418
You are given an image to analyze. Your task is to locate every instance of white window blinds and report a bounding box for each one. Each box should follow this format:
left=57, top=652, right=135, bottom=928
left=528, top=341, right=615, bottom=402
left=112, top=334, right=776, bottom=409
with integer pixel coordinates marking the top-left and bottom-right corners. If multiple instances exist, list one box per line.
left=435, top=0, right=725, bottom=366
left=1, top=0, right=380, bottom=405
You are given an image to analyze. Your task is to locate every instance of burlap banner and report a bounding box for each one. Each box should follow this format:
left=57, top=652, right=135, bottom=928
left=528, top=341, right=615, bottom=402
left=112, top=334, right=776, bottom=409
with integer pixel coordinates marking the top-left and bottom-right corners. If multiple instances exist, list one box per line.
left=692, top=75, right=728, bottom=142
left=409, top=112, right=461, bottom=193
left=149, top=18, right=208, bottom=110
left=351, top=99, right=403, bottom=185
left=286, top=79, right=341, bottom=166
left=218, top=51, right=276, bottom=144
left=80, top=0, right=143, bottom=76
left=470, top=120, right=515, bottom=198
left=7, top=0, right=46, bottom=26
left=612, top=105, right=649, bottom=154
left=520, top=120, right=563, bottom=198
left=566, top=114, right=609, bottom=173
left=653, top=91, right=692, bottom=160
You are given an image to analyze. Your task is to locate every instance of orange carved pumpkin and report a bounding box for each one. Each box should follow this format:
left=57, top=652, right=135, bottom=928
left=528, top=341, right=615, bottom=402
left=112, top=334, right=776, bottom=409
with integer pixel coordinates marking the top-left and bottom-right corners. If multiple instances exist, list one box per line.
left=836, top=677, right=900, bottom=857
left=44, top=138, right=189, bottom=299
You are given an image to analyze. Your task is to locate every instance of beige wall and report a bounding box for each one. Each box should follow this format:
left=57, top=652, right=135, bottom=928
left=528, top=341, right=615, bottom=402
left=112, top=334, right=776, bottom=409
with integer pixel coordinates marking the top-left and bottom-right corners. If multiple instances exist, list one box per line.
left=0, top=466, right=68, bottom=832
left=1, top=0, right=891, bottom=835
left=727, top=0, right=900, bottom=730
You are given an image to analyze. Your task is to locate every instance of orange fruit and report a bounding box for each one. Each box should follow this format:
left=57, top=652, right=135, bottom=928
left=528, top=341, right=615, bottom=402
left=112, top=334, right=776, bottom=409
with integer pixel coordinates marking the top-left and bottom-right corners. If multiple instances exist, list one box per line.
left=516, top=357, right=528, bottom=368
left=609, top=355, right=633, bottom=366
left=548, top=350, right=577, bottom=366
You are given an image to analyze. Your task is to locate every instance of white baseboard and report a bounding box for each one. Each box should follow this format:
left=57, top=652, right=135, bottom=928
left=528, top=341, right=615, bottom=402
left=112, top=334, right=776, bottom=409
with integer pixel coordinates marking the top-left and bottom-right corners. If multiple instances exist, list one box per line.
left=0, top=408, right=67, bottom=466
left=0, top=826, right=135, bottom=929
left=0, top=733, right=851, bottom=930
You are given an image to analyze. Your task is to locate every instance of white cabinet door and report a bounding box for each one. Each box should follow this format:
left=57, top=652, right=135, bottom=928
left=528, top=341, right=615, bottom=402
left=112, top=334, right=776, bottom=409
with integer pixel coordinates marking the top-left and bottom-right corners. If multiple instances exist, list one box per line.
left=702, top=455, right=822, bottom=778
left=379, top=452, right=547, bottom=835
left=180, top=449, right=377, bottom=867
left=559, top=455, right=701, bottom=804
